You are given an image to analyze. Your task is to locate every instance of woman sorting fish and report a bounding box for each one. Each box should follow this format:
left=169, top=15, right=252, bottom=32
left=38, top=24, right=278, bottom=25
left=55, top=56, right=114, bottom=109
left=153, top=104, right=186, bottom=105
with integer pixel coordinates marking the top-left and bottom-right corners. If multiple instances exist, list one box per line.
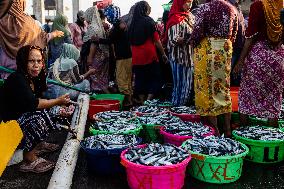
left=233, top=0, right=284, bottom=127
left=191, top=0, right=238, bottom=137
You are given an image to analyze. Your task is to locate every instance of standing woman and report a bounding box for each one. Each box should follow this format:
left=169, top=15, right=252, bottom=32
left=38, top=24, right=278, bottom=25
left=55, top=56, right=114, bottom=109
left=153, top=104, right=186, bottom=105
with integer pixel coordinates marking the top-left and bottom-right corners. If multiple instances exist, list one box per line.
left=233, top=0, right=284, bottom=127
left=83, top=6, right=110, bottom=93
left=129, top=1, right=168, bottom=103
left=191, top=0, right=238, bottom=137
left=49, top=13, right=73, bottom=65
left=0, top=0, right=64, bottom=78
left=166, top=0, right=195, bottom=106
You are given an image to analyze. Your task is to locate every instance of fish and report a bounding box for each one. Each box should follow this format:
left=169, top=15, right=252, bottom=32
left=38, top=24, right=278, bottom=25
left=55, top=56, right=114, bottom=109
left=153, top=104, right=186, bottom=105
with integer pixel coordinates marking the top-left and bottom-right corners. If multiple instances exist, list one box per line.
left=182, top=136, right=245, bottom=156
left=124, top=143, right=190, bottom=166
left=144, top=99, right=172, bottom=107
left=94, top=111, right=136, bottom=121
left=137, top=113, right=181, bottom=125
left=82, top=134, right=139, bottom=150
left=234, top=126, right=284, bottom=141
left=170, top=106, right=197, bottom=114
left=165, top=121, right=212, bottom=137
left=132, top=106, right=168, bottom=114
left=91, top=120, right=140, bottom=133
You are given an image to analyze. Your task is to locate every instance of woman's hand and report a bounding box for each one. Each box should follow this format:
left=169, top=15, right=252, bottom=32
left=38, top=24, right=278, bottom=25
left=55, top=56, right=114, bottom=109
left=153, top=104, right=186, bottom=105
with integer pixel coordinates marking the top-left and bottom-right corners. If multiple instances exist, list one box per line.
left=233, top=60, right=244, bottom=79
left=162, top=54, right=169, bottom=64
left=51, top=30, right=64, bottom=38
left=88, top=68, right=96, bottom=75
left=57, top=94, right=70, bottom=105
left=176, top=37, right=184, bottom=45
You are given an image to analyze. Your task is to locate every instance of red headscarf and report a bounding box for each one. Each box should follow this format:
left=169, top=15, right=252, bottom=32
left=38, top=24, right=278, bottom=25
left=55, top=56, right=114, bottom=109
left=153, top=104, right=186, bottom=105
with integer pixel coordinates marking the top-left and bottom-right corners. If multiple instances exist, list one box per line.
left=164, top=0, right=191, bottom=44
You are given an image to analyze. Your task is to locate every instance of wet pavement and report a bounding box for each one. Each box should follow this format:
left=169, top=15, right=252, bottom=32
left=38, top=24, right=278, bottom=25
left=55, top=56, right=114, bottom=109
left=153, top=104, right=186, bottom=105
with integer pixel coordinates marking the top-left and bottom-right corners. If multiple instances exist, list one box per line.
left=1, top=125, right=284, bottom=189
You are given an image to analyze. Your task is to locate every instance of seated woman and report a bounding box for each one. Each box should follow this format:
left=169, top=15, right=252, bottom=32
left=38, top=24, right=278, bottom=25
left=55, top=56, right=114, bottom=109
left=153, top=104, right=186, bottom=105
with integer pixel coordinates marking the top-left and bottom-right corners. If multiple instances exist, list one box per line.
left=1, top=45, right=71, bottom=173
left=46, top=43, right=95, bottom=100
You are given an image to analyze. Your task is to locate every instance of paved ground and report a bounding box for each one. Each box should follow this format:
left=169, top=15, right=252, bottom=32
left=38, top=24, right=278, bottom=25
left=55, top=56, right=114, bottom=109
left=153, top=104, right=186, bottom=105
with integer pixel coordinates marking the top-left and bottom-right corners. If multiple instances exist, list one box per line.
left=1, top=124, right=284, bottom=189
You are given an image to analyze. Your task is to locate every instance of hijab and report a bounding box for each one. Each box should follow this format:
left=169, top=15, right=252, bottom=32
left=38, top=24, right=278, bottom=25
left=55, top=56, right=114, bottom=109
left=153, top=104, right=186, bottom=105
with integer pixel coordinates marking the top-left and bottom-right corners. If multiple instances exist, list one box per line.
left=52, top=13, right=71, bottom=45
left=129, top=1, right=156, bottom=46
left=121, top=3, right=136, bottom=28
left=83, top=6, right=106, bottom=43
left=76, top=10, right=85, bottom=27
left=0, top=0, right=47, bottom=59
left=58, top=43, right=80, bottom=72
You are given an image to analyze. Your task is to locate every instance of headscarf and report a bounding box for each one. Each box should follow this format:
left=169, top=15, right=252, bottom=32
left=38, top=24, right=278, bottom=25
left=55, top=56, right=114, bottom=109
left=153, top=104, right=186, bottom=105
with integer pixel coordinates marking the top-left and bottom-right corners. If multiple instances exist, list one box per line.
left=0, top=0, right=13, bottom=18
left=0, top=0, right=47, bottom=59
left=52, top=13, right=71, bottom=45
left=76, top=10, right=85, bottom=27
left=57, top=43, right=80, bottom=72
left=262, top=0, right=283, bottom=43
left=83, top=6, right=106, bottom=42
left=129, top=1, right=156, bottom=46
left=121, top=3, right=136, bottom=28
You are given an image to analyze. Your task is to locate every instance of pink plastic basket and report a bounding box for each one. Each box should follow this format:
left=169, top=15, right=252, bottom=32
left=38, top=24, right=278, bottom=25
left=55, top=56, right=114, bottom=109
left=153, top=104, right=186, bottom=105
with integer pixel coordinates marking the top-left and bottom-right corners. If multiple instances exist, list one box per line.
left=120, top=144, right=191, bottom=189
left=160, top=125, right=216, bottom=146
left=170, top=112, right=201, bottom=122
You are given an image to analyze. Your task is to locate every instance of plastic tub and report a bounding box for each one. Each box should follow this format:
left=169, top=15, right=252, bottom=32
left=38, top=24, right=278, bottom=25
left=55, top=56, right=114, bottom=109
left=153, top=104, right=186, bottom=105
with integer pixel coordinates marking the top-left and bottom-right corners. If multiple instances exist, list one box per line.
left=140, top=124, right=163, bottom=143
left=162, top=3, right=172, bottom=11
left=232, top=130, right=284, bottom=163
left=160, top=125, right=216, bottom=146
left=121, top=144, right=191, bottom=189
left=88, top=100, right=120, bottom=120
left=248, top=116, right=269, bottom=126
left=81, top=137, right=142, bottom=175
left=230, top=87, right=239, bottom=112
left=170, top=113, right=201, bottom=122
left=182, top=142, right=249, bottom=184
left=90, top=94, right=125, bottom=108
left=89, top=124, right=143, bottom=136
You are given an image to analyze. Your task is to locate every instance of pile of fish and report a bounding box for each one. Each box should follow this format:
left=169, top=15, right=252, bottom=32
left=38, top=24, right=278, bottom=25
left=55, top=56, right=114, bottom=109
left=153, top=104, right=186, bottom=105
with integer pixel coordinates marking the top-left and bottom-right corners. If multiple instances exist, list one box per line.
left=125, top=143, right=189, bottom=166
left=137, top=113, right=181, bottom=125
left=132, top=106, right=168, bottom=114
left=94, top=111, right=136, bottom=121
left=170, top=106, right=197, bottom=114
left=144, top=99, right=172, bottom=107
left=234, top=126, right=284, bottom=141
left=92, top=120, right=140, bottom=133
left=165, top=121, right=212, bottom=137
left=82, top=134, right=139, bottom=150
left=182, top=136, right=245, bottom=156
left=279, top=101, right=284, bottom=119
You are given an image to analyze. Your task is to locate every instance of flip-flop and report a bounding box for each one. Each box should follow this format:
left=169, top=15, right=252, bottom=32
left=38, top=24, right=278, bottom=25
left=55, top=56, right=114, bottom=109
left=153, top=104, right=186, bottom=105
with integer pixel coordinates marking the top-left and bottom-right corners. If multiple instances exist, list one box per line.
left=19, top=158, right=55, bottom=173
left=35, top=142, right=60, bottom=156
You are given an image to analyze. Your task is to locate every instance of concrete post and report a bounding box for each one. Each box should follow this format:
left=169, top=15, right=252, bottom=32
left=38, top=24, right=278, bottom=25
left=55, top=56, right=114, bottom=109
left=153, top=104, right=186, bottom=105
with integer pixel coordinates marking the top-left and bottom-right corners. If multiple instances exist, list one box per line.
left=73, top=0, right=80, bottom=23
left=33, top=0, right=45, bottom=24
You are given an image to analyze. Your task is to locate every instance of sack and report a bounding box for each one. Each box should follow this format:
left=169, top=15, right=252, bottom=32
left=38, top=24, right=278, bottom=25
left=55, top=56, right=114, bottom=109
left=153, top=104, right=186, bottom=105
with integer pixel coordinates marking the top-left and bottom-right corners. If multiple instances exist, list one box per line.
left=0, top=121, right=23, bottom=176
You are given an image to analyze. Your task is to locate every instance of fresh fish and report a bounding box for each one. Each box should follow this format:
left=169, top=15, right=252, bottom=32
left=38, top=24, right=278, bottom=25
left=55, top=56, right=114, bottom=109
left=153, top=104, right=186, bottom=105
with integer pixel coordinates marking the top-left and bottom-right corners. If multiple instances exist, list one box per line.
left=94, top=111, right=136, bottom=121
left=137, top=113, right=181, bottom=125
left=182, top=136, right=245, bottom=156
left=165, top=121, right=212, bottom=137
left=234, top=126, right=284, bottom=141
left=124, top=143, right=190, bottom=166
left=132, top=106, right=167, bottom=114
left=82, top=134, right=139, bottom=150
left=144, top=99, right=172, bottom=107
left=91, top=120, right=140, bottom=133
left=170, top=106, right=197, bottom=114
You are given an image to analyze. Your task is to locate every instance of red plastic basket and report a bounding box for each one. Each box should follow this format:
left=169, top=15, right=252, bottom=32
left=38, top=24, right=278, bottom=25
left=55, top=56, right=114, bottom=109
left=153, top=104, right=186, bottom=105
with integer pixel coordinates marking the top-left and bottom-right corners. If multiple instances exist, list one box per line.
left=88, top=100, right=120, bottom=120
left=230, top=87, right=239, bottom=112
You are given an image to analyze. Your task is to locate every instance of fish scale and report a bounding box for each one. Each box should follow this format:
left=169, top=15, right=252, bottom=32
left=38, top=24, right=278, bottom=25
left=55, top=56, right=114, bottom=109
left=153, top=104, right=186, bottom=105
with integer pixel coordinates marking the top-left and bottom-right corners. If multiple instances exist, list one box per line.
left=182, top=136, right=245, bottom=156
left=125, top=143, right=190, bottom=166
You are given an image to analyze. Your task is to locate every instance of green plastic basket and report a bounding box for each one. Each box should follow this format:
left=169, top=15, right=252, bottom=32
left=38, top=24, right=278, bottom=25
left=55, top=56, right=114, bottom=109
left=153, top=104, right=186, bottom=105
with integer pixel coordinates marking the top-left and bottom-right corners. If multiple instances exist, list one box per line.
left=279, top=120, right=284, bottom=131
left=248, top=116, right=269, bottom=126
left=90, top=94, right=125, bottom=108
left=232, top=130, right=284, bottom=163
left=140, top=124, right=163, bottom=143
left=89, top=124, right=142, bottom=136
left=182, top=141, right=249, bottom=184
left=162, top=3, right=172, bottom=11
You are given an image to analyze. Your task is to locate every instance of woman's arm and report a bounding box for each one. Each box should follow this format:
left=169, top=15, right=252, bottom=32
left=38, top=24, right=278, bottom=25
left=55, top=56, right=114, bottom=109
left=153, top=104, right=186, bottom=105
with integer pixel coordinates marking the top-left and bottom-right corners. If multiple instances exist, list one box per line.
left=37, top=94, right=70, bottom=109
left=87, top=43, right=96, bottom=66
left=153, top=32, right=168, bottom=63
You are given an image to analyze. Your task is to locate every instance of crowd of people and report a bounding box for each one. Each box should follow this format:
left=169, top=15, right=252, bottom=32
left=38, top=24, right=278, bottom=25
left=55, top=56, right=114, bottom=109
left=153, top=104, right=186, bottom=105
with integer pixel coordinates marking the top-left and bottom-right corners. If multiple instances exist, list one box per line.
left=0, top=0, right=283, bottom=173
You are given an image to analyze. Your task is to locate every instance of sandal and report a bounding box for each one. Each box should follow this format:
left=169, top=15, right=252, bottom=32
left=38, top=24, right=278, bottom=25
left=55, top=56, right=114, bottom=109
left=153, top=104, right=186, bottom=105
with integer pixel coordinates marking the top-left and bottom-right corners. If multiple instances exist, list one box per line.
left=19, top=158, right=55, bottom=173
left=35, top=142, right=60, bottom=156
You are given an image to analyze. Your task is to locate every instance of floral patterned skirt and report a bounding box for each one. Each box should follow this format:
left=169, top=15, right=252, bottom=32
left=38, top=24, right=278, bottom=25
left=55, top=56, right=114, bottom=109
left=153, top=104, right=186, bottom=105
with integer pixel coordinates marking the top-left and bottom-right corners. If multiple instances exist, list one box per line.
left=194, top=37, right=232, bottom=116
left=239, top=41, right=284, bottom=118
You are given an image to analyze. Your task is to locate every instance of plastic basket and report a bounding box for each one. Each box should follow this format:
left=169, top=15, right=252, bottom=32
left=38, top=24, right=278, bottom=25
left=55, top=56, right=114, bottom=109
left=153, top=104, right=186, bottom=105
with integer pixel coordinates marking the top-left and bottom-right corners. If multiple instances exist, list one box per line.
left=140, top=124, right=163, bottom=143
left=91, top=94, right=125, bottom=108
left=232, top=130, right=284, bottom=163
left=89, top=124, right=143, bottom=136
left=162, top=3, right=172, bottom=11
left=279, top=120, right=284, bottom=131
left=81, top=136, right=142, bottom=175
left=248, top=116, right=269, bottom=126
left=230, top=87, right=239, bottom=112
left=120, top=144, right=191, bottom=189
left=88, top=100, right=120, bottom=120
left=0, top=79, right=4, bottom=87
left=160, top=125, right=216, bottom=146
left=182, top=141, right=249, bottom=184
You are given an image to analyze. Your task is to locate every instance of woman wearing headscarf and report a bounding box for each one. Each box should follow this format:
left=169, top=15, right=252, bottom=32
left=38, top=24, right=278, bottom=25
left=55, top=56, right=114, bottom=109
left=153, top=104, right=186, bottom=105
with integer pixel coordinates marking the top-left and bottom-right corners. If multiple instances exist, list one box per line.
left=46, top=43, right=95, bottom=100
left=191, top=0, right=238, bottom=137
left=166, top=0, right=195, bottom=106
left=129, top=1, right=168, bottom=103
left=48, top=13, right=73, bottom=65
left=233, top=0, right=284, bottom=127
left=82, top=6, right=110, bottom=93
left=69, top=10, right=88, bottom=51
left=0, top=0, right=64, bottom=78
